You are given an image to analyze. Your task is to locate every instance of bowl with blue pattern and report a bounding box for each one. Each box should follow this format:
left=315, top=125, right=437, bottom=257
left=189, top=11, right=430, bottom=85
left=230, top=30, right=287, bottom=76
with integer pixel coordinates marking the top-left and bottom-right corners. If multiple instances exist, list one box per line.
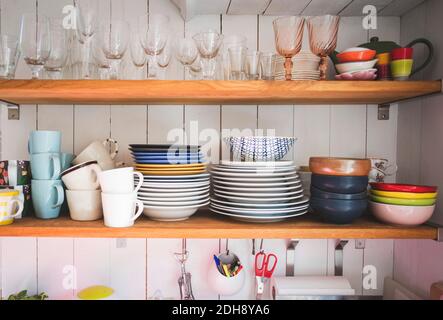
left=224, top=136, right=296, bottom=161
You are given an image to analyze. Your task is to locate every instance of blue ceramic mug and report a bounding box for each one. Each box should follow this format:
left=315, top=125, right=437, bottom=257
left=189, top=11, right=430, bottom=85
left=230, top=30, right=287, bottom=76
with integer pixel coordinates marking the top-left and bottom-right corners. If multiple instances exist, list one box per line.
left=28, top=131, right=61, bottom=154
left=30, top=153, right=61, bottom=180
left=31, top=179, right=64, bottom=219
left=60, top=153, right=75, bottom=172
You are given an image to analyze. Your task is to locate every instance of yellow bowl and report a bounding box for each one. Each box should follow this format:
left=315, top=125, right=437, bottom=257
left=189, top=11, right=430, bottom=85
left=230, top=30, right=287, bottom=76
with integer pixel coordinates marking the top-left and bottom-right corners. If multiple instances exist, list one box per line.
left=371, top=189, right=437, bottom=199
left=390, top=59, right=413, bottom=77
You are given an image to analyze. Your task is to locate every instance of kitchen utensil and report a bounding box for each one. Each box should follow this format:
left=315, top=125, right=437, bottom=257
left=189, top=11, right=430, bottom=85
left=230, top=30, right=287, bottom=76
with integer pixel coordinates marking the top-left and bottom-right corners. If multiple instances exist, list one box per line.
left=369, top=201, right=435, bottom=226
left=273, top=16, right=305, bottom=81
left=307, top=15, right=340, bottom=80
left=72, top=139, right=119, bottom=170
left=210, top=207, right=308, bottom=223
left=309, top=157, right=371, bottom=177
left=370, top=194, right=436, bottom=206
left=336, top=48, right=376, bottom=63
left=102, top=192, right=143, bottom=227
left=311, top=174, right=368, bottom=194
left=66, top=189, right=102, bottom=221
left=370, top=189, right=437, bottom=200
left=142, top=203, right=208, bottom=221
left=0, top=190, right=24, bottom=226
left=369, top=182, right=437, bottom=193
left=31, top=179, right=64, bottom=219
left=256, top=251, right=278, bottom=300
left=0, top=160, right=31, bottom=186
left=99, top=167, right=143, bottom=194
left=310, top=186, right=367, bottom=200
left=208, top=251, right=245, bottom=296
left=175, top=239, right=195, bottom=300
left=390, top=59, right=413, bottom=80
left=61, top=161, right=101, bottom=191
left=30, top=153, right=61, bottom=180
left=28, top=131, right=61, bottom=154
left=0, top=34, right=20, bottom=79
left=391, top=47, right=413, bottom=60
left=310, top=197, right=367, bottom=224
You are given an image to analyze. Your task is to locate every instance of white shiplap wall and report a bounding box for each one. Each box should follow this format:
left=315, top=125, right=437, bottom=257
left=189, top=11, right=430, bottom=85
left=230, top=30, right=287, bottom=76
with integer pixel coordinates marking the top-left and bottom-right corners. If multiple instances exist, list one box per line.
left=0, top=0, right=398, bottom=299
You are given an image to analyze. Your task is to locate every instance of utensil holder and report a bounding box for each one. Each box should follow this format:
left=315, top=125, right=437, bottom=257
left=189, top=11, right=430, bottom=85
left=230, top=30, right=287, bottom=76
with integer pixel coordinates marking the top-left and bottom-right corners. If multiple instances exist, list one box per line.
left=207, top=252, right=245, bottom=296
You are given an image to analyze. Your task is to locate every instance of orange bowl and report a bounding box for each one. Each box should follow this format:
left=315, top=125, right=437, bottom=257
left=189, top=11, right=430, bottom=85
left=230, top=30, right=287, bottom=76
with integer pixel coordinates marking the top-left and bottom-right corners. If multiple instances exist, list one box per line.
left=309, top=157, right=371, bottom=176
left=336, top=49, right=377, bottom=63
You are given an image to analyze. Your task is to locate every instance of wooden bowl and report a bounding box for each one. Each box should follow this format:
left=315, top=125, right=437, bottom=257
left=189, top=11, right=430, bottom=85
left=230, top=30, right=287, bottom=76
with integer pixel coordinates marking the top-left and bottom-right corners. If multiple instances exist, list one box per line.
left=309, top=157, right=371, bottom=176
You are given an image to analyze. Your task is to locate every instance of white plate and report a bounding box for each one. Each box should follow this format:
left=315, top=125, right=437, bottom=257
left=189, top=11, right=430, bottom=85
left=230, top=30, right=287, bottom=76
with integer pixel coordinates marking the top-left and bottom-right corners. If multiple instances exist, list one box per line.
left=211, top=165, right=298, bottom=173
left=143, top=202, right=209, bottom=221
left=138, top=188, right=209, bottom=198
left=214, top=184, right=302, bottom=193
left=141, top=198, right=209, bottom=206
left=213, top=188, right=303, bottom=198
left=210, top=170, right=297, bottom=178
left=139, top=185, right=209, bottom=193
left=220, top=160, right=294, bottom=167
left=210, top=207, right=308, bottom=223
left=211, top=175, right=299, bottom=183
left=140, top=181, right=210, bottom=188
left=211, top=197, right=309, bottom=209
left=141, top=178, right=210, bottom=183
left=213, top=192, right=304, bottom=203
left=139, top=173, right=210, bottom=179
left=212, top=180, right=302, bottom=188
left=210, top=202, right=309, bottom=214
left=138, top=193, right=209, bottom=202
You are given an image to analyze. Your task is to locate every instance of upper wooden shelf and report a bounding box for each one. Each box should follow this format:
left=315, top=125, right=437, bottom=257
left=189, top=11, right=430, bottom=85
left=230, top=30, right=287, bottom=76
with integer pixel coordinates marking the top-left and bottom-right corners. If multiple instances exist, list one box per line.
left=0, top=211, right=438, bottom=239
left=0, top=80, right=440, bottom=105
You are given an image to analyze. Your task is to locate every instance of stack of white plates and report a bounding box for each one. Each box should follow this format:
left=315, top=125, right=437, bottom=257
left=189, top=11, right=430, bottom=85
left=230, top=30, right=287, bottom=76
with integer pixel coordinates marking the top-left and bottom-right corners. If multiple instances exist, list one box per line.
left=274, top=51, right=321, bottom=80
left=210, top=161, right=309, bottom=223
left=137, top=173, right=210, bottom=221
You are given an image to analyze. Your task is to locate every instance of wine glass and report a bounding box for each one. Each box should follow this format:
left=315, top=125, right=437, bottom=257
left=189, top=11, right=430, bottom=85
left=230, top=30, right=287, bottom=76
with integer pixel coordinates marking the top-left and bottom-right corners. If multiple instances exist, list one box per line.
left=0, top=35, right=20, bottom=79
left=175, top=37, right=198, bottom=78
left=44, top=18, right=68, bottom=79
left=75, top=0, right=99, bottom=79
left=272, top=16, right=305, bottom=81
left=97, top=20, right=129, bottom=80
left=189, top=55, right=203, bottom=80
left=129, top=30, right=147, bottom=79
left=306, top=15, right=340, bottom=80
left=138, top=13, right=170, bottom=79
left=193, top=30, right=223, bottom=80
left=19, top=13, right=51, bottom=79
left=157, top=40, right=172, bottom=79
left=91, top=38, right=110, bottom=79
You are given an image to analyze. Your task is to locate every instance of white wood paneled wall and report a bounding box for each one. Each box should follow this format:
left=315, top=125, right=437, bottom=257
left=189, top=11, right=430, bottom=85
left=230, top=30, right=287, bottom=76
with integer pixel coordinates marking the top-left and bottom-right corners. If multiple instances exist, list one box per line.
left=0, top=0, right=398, bottom=299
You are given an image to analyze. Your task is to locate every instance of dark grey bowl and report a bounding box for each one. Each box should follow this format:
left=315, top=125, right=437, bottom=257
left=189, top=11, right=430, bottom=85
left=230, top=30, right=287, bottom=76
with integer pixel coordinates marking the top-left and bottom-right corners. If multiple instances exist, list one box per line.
left=310, top=197, right=368, bottom=224
left=311, top=174, right=369, bottom=194
left=310, top=186, right=367, bottom=200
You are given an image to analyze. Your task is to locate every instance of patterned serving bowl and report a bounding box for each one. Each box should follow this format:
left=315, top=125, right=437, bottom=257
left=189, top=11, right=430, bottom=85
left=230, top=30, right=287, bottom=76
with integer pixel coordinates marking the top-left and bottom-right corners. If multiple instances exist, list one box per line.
left=224, top=136, right=296, bottom=162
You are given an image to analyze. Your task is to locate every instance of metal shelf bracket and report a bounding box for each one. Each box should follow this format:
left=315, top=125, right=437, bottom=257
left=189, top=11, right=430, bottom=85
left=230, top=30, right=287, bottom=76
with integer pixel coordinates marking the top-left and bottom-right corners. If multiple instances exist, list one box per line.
left=335, top=240, right=349, bottom=276
left=378, top=103, right=390, bottom=120
left=286, top=239, right=299, bottom=276
left=2, top=101, right=20, bottom=120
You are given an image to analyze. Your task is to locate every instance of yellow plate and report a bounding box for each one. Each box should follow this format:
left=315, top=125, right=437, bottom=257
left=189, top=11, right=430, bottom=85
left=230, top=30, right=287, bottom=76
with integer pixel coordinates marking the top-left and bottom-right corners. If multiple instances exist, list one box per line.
left=134, top=163, right=207, bottom=168
left=370, top=189, right=437, bottom=199
left=137, top=170, right=206, bottom=175
left=135, top=166, right=206, bottom=171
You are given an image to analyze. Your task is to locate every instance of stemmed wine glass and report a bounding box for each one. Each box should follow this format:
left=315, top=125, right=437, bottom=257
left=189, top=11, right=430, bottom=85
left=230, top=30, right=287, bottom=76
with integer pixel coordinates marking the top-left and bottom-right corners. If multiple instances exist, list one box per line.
left=19, top=13, right=51, bottom=79
left=175, top=37, right=198, bottom=78
left=306, top=15, right=340, bottom=80
left=97, top=20, right=130, bottom=80
left=138, top=13, right=170, bottom=79
left=75, top=0, right=99, bottom=79
left=44, top=18, right=68, bottom=79
left=193, top=30, right=223, bottom=80
left=157, top=40, right=172, bottom=79
left=272, top=16, right=305, bottom=81
left=91, top=38, right=110, bottom=79
left=129, top=30, right=147, bottom=79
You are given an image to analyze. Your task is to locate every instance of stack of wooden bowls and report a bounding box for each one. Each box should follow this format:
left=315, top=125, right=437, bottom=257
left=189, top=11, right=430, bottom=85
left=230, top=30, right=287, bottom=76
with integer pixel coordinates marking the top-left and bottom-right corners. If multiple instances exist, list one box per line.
left=309, top=157, right=371, bottom=224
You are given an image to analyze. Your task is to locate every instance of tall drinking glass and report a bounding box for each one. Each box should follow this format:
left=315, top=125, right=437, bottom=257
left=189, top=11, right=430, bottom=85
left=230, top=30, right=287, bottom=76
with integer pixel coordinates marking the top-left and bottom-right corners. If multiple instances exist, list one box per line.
left=228, top=46, right=247, bottom=80
left=273, top=16, right=304, bottom=81
left=0, top=35, right=20, bottom=79
left=19, top=13, right=51, bottom=79
left=246, top=51, right=261, bottom=80
left=260, top=52, right=276, bottom=80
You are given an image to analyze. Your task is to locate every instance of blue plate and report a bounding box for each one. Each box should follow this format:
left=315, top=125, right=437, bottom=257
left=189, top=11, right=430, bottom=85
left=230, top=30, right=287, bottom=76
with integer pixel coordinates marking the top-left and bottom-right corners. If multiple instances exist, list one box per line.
left=135, top=159, right=203, bottom=164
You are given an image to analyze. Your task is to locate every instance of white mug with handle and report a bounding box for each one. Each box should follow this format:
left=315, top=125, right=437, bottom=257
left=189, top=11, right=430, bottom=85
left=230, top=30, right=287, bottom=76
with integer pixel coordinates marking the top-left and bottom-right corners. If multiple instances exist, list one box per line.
left=72, top=139, right=119, bottom=171
left=102, top=192, right=143, bottom=228
left=99, top=167, right=144, bottom=194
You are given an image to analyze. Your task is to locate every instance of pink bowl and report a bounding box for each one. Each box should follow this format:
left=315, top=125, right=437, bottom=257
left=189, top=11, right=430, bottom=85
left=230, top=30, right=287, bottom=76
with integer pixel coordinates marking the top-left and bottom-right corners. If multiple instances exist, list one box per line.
left=369, top=201, right=435, bottom=226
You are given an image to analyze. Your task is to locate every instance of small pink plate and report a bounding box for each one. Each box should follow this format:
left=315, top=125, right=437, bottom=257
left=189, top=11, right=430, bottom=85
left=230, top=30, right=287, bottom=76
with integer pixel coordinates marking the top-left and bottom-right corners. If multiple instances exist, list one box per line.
left=335, top=68, right=377, bottom=81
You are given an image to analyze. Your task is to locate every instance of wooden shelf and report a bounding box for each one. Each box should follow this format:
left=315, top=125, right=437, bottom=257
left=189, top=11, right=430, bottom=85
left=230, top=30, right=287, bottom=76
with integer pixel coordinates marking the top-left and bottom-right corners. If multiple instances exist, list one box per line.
left=0, top=211, right=437, bottom=239
left=0, top=80, right=440, bottom=105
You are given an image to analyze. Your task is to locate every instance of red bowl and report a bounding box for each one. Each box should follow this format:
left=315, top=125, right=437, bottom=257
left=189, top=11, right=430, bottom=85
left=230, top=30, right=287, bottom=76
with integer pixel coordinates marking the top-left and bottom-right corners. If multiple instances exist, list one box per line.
left=370, top=182, right=437, bottom=193
left=391, top=47, right=413, bottom=60
left=336, top=50, right=377, bottom=63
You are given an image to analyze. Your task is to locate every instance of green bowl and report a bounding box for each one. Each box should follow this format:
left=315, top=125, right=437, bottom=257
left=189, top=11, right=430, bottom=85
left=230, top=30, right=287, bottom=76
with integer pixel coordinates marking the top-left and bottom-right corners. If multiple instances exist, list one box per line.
left=370, top=194, right=436, bottom=206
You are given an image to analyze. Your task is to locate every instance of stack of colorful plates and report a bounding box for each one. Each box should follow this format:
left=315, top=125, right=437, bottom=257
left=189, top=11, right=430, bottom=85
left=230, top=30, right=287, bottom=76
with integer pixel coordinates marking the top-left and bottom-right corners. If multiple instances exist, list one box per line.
left=130, top=144, right=210, bottom=221
left=209, top=161, right=309, bottom=222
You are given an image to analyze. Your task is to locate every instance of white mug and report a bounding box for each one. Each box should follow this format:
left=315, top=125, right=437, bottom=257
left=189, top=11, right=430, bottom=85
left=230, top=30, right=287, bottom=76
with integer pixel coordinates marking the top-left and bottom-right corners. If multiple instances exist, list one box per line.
left=72, top=139, right=119, bottom=171
left=61, top=161, right=102, bottom=190
left=99, top=167, right=143, bottom=194
left=102, top=192, right=143, bottom=228
left=66, top=190, right=103, bottom=221
left=0, top=190, right=24, bottom=226
left=368, top=158, right=398, bottom=182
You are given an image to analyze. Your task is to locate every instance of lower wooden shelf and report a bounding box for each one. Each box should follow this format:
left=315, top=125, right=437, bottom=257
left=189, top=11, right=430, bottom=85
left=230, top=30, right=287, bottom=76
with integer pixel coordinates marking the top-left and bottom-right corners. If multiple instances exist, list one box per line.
left=0, top=211, right=438, bottom=239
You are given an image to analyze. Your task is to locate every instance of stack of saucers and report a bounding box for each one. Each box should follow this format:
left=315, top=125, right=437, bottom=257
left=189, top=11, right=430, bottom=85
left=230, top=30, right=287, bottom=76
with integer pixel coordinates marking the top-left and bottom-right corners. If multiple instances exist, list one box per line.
left=210, top=161, right=309, bottom=223
left=130, top=144, right=210, bottom=221
left=274, top=51, right=321, bottom=80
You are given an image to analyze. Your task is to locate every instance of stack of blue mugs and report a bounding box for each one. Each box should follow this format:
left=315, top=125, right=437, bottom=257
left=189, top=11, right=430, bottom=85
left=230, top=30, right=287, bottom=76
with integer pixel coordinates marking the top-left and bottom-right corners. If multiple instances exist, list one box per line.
left=29, top=130, right=74, bottom=219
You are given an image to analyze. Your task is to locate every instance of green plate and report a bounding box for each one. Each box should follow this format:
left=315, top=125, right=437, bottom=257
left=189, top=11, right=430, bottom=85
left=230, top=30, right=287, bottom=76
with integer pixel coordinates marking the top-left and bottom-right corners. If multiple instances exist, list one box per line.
left=370, top=195, right=436, bottom=206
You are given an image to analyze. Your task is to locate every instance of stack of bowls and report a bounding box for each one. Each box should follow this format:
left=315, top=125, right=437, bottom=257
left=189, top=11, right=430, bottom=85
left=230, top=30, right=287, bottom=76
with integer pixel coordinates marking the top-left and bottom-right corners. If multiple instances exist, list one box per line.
left=369, top=182, right=437, bottom=226
left=390, top=48, right=413, bottom=80
left=130, top=144, right=210, bottom=221
left=274, top=51, right=320, bottom=80
left=334, top=47, right=378, bottom=80
left=210, top=160, right=308, bottom=223
left=309, top=157, right=371, bottom=224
